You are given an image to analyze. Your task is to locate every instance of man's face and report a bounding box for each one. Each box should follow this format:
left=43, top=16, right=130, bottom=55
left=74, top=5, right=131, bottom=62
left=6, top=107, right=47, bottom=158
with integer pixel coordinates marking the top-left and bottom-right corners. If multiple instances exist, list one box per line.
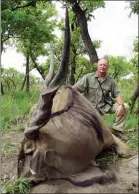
left=97, top=59, right=108, bottom=73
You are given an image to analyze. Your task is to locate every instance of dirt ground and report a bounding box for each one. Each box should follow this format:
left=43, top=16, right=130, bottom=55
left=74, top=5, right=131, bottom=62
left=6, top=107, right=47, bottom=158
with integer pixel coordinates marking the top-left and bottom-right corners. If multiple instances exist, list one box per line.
left=1, top=132, right=138, bottom=193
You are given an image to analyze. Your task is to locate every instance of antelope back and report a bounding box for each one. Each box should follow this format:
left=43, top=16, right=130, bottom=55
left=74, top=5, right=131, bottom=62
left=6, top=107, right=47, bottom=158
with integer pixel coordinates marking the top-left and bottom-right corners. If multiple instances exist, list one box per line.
left=51, top=85, right=73, bottom=115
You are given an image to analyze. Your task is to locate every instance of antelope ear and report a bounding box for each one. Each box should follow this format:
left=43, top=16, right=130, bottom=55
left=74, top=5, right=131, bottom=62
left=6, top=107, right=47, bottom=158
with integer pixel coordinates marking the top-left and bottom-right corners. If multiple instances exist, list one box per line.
left=30, top=150, right=47, bottom=174
left=51, top=86, right=73, bottom=115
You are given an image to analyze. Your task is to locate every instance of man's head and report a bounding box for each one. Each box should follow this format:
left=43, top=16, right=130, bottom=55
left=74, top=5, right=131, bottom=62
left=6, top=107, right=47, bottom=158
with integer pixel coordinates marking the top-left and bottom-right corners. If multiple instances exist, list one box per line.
left=96, top=58, right=109, bottom=75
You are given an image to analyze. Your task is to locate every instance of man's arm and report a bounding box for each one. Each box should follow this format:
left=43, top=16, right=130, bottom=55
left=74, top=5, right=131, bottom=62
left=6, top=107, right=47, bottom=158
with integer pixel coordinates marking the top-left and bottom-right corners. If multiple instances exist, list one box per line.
left=72, top=74, right=89, bottom=93
left=116, top=95, right=124, bottom=106
left=115, top=95, right=125, bottom=116
left=72, top=85, right=81, bottom=92
left=111, top=80, right=125, bottom=116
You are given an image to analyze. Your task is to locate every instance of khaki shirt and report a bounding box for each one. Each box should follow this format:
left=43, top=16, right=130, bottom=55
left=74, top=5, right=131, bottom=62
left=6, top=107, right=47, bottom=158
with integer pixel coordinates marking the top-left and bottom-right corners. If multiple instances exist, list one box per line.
left=75, top=72, right=120, bottom=114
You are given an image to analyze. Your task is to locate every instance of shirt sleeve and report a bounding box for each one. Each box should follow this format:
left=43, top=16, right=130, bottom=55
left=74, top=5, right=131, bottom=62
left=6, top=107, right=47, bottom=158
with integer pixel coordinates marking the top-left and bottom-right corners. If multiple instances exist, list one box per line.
left=75, top=74, right=89, bottom=93
left=111, top=79, right=120, bottom=98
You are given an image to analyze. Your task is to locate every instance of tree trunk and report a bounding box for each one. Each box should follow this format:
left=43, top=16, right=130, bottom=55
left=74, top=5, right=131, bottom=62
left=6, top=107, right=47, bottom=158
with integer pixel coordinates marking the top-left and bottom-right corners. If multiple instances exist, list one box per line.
left=1, top=33, right=4, bottom=54
left=69, top=45, right=76, bottom=85
left=1, top=40, right=3, bottom=54
left=26, top=55, right=30, bottom=92
left=1, top=82, right=4, bottom=95
left=130, top=85, right=139, bottom=102
left=76, top=67, right=84, bottom=82
left=130, top=85, right=139, bottom=114
left=35, top=67, right=45, bottom=80
left=31, top=56, right=45, bottom=80
left=69, top=60, right=76, bottom=85
left=72, top=3, right=98, bottom=64
left=20, top=75, right=26, bottom=90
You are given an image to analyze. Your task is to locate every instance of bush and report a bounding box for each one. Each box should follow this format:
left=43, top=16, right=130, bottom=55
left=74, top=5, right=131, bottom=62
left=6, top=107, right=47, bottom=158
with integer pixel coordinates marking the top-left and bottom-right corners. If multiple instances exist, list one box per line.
left=1, top=178, right=31, bottom=194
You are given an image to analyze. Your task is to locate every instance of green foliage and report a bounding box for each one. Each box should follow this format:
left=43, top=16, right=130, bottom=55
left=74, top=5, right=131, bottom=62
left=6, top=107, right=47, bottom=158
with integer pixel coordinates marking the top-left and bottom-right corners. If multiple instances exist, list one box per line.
left=130, top=37, right=138, bottom=67
left=130, top=37, right=138, bottom=83
left=133, top=37, right=138, bottom=53
left=103, top=77, right=138, bottom=150
left=105, top=112, right=138, bottom=131
left=96, top=151, right=119, bottom=164
left=106, top=55, right=133, bottom=82
left=126, top=0, right=139, bottom=15
left=119, top=79, right=137, bottom=103
left=2, top=0, right=104, bottom=85
left=75, top=56, right=96, bottom=82
left=12, top=3, right=56, bottom=58
left=2, top=68, right=24, bottom=92
left=2, top=143, right=19, bottom=154
left=105, top=112, right=138, bottom=150
left=51, top=12, right=102, bottom=84
left=127, top=129, right=138, bottom=149
left=1, top=178, right=31, bottom=194
left=2, top=0, right=57, bottom=91
left=2, top=0, right=56, bottom=55
left=1, top=90, right=39, bottom=133
left=126, top=113, right=138, bottom=130
left=80, top=0, right=105, bottom=10
left=73, top=0, right=105, bottom=20
left=2, top=0, right=36, bottom=11
left=1, top=67, right=41, bottom=93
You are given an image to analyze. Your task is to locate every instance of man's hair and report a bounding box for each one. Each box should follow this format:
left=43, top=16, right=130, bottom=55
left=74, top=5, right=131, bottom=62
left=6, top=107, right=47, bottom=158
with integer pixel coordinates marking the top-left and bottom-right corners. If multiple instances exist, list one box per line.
left=98, top=56, right=109, bottom=65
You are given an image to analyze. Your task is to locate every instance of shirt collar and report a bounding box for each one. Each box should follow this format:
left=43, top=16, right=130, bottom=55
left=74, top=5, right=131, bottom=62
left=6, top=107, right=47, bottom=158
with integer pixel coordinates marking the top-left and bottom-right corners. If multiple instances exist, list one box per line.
left=95, top=71, right=108, bottom=80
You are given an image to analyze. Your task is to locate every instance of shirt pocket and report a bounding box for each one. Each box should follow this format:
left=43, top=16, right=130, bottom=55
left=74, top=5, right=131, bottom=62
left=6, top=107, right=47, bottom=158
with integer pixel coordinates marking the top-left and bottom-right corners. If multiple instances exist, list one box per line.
left=102, top=86, right=111, bottom=97
left=88, top=87, right=97, bottom=97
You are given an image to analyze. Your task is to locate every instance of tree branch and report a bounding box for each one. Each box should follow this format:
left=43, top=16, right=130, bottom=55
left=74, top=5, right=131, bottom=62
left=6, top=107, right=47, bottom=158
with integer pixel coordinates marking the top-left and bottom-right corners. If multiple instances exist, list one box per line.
left=11, top=1, right=37, bottom=11
left=30, top=55, right=45, bottom=79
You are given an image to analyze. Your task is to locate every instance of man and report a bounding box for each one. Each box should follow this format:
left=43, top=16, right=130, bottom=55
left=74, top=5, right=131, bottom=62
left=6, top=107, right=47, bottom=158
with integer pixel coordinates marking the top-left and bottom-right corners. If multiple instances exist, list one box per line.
left=72, top=58, right=129, bottom=140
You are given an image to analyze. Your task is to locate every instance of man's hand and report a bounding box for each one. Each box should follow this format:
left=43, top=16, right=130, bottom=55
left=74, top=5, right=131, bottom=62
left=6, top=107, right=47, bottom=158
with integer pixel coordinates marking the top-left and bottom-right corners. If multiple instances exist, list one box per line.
left=72, top=85, right=79, bottom=92
left=116, top=104, right=125, bottom=116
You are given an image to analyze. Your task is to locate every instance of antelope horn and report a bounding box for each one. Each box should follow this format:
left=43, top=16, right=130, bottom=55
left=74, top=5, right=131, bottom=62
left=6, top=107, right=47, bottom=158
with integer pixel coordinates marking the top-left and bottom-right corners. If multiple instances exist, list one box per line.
left=24, top=7, right=70, bottom=140
left=45, top=51, right=55, bottom=87
left=41, top=50, right=55, bottom=93
left=49, top=6, right=70, bottom=88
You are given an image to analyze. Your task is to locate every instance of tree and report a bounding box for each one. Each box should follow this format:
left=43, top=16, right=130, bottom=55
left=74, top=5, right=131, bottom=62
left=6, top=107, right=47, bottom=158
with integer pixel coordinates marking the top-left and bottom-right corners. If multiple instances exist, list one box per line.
left=2, top=0, right=105, bottom=91
left=105, top=56, right=133, bottom=82
left=126, top=0, right=139, bottom=15
left=2, top=68, right=24, bottom=92
left=1, top=68, right=5, bottom=95
left=1, top=67, right=41, bottom=93
left=1, top=0, right=54, bottom=53
left=130, top=37, right=139, bottom=114
left=50, top=5, right=102, bottom=85
left=65, top=0, right=105, bottom=64
left=1, top=0, right=34, bottom=52
left=130, top=37, right=138, bottom=68
left=127, top=1, right=139, bottom=114
left=2, top=0, right=105, bottom=63
left=68, top=20, right=101, bottom=84
left=50, top=24, right=101, bottom=84
left=2, top=1, right=56, bottom=92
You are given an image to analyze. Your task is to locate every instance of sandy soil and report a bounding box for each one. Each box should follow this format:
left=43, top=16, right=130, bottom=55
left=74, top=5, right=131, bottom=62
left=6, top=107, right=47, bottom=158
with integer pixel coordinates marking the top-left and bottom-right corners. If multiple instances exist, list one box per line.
left=1, top=132, right=138, bottom=193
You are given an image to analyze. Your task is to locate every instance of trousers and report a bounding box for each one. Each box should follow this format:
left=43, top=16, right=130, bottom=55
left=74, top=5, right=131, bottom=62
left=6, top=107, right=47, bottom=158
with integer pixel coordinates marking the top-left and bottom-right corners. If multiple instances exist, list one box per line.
left=108, top=103, right=129, bottom=132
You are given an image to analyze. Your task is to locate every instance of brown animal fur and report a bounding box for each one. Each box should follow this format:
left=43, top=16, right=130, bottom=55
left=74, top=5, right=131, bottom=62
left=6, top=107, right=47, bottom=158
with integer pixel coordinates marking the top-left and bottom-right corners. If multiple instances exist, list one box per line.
left=18, top=85, right=130, bottom=187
